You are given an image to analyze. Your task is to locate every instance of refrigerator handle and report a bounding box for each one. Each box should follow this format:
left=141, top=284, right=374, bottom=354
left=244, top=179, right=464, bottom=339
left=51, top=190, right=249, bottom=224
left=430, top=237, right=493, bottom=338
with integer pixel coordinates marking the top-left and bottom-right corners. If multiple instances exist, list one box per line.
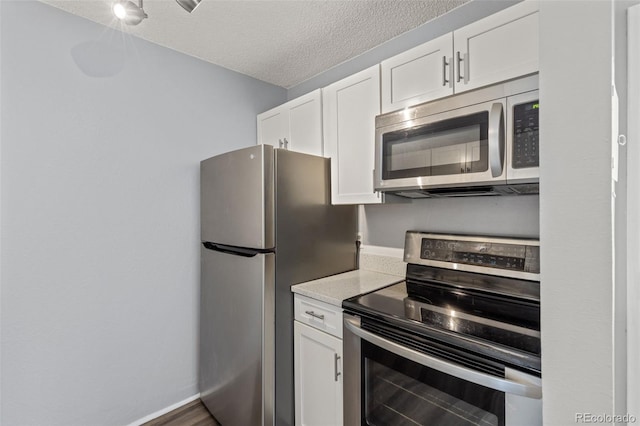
left=202, top=242, right=264, bottom=258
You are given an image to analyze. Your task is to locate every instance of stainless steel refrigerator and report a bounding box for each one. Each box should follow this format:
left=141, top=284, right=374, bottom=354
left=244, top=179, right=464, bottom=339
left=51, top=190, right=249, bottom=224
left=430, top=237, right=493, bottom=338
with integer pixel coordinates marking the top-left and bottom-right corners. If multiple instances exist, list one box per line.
left=199, top=145, right=357, bottom=426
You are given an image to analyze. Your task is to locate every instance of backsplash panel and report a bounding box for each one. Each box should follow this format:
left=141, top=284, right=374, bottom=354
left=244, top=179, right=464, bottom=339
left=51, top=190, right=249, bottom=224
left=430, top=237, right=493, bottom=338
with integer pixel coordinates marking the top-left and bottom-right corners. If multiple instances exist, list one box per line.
left=360, top=246, right=407, bottom=277
left=360, top=195, right=540, bottom=249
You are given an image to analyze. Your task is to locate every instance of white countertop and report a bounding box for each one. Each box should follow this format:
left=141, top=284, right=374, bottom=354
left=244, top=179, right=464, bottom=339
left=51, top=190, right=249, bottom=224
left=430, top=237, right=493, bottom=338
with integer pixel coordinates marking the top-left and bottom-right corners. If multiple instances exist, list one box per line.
left=291, top=269, right=403, bottom=307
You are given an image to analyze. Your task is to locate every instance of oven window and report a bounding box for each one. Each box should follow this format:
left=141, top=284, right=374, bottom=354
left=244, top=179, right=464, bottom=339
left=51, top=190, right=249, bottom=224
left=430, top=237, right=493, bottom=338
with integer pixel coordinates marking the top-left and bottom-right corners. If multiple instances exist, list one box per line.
left=363, top=342, right=504, bottom=426
left=382, top=112, right=489, bottom=180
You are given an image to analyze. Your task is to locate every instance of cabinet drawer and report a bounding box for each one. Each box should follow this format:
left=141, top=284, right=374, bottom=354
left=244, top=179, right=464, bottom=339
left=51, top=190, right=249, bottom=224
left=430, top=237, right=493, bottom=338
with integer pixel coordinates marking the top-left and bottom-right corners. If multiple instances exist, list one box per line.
left=294, top=294, right=342, bottom=339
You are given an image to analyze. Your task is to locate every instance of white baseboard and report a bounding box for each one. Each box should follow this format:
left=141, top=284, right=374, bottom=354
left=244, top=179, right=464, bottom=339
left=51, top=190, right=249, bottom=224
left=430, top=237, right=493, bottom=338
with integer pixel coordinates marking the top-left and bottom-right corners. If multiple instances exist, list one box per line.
left=360, top=244, right=404, bottom=259
left=127, top=393, right=201, bottom=426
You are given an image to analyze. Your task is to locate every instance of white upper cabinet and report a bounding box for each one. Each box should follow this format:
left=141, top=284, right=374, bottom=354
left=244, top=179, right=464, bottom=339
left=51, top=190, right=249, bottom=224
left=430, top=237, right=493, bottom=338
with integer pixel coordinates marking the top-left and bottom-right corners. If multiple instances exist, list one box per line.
left=258, top=108, right=288, bottom=147
left=454, top=0, right=539, bottom=93
left=380, top=1, right=539, bottom=112
left=323, top=65, right=382, bottom=205
left=381, top=33, right=454, bottom=113
left=257, top=89, right=323, bottom=156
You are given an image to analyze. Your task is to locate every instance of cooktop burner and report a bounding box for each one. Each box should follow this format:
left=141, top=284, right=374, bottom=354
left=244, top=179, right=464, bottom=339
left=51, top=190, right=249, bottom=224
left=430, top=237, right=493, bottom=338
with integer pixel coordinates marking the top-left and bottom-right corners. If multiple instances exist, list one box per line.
left=343, top=232, right=542, bottom=374
left=343, top=278, right=541, bottom=374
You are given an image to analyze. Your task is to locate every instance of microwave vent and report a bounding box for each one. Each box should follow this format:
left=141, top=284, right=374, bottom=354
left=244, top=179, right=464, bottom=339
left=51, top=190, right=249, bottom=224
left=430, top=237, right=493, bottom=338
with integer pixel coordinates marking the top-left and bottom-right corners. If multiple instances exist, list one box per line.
left=394, top=191, right=431, bottom=199
left=390, top=184, right=539, bottom=199
left=509, top=184, right=540, bottom=195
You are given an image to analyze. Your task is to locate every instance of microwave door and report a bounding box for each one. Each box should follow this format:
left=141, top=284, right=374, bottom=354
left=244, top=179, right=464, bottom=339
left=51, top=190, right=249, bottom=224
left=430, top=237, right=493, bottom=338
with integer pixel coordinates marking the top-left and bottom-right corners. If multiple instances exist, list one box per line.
left=375, top=99, right=507, bottom=192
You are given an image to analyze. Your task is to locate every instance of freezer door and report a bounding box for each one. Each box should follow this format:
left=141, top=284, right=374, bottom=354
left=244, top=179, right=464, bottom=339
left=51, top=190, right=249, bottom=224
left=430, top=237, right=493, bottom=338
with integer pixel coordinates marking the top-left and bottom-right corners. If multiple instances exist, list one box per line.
left=201, top=145, right=274, bottom=249
left=200, top=246, right=275, bottom=426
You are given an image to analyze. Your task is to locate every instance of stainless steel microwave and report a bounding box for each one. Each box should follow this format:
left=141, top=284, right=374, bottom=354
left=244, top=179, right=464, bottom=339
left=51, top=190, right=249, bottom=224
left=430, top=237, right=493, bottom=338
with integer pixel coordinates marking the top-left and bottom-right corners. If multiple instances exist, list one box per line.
left=374, top=75, right=539, bottom=198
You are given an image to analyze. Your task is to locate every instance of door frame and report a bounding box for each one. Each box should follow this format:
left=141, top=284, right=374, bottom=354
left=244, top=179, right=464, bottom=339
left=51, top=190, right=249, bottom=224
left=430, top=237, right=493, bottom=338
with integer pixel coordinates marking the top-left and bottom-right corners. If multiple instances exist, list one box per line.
left=627, top=3, right=640, bottom=418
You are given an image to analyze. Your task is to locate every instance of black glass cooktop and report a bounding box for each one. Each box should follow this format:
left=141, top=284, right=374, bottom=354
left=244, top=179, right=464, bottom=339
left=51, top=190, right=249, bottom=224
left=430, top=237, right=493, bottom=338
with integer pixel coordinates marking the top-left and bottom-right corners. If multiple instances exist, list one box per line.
left=343, top=266, right=541, bottom=373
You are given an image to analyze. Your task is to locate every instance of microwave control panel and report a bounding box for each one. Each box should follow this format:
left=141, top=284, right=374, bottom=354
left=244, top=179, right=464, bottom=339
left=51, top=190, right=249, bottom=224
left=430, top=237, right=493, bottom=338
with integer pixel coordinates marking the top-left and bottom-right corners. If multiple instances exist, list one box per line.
left=512, top=100, right=539, bottom=169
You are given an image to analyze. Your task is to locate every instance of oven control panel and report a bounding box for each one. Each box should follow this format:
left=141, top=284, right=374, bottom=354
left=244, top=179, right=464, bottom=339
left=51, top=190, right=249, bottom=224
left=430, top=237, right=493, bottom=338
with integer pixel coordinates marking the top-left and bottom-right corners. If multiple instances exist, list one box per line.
left=404, top=232, right=540, bottom=279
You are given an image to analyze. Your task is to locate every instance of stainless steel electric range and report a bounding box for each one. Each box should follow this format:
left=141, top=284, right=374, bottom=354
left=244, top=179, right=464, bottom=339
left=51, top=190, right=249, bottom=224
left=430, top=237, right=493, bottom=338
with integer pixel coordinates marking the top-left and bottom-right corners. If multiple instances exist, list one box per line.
left=343, top=231, right=542, bottom=426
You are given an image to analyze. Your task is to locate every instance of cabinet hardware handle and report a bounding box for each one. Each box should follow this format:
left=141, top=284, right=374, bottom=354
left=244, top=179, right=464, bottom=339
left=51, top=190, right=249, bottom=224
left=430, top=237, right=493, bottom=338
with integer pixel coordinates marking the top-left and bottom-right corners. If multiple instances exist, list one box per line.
left=456, top=51, right=469, bottom=84
left=305, top=310, right=325, bottom=320
left=334, top=353, right=341, bottom=381
left=372, top=169, right=377, bottom=194
left=279, top=139, right=284, bottom=148
left=442, top=56, right=449, bottom=87
left=283, top=137, right=289, bottom=149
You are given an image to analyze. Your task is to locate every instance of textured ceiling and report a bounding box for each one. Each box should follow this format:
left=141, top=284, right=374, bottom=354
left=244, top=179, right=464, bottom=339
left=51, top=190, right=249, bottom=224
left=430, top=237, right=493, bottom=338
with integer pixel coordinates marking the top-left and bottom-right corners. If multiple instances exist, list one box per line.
left=40, top=0, right=470, bottom=88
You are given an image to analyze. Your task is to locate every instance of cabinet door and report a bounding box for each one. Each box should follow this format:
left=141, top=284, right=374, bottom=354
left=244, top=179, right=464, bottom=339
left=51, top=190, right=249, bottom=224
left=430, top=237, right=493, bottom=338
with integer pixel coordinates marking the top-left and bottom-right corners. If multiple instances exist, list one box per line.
left=454, top=0, right=539, bottom=93
left=288, top=89, right=323, bottom=156
left=257, top=106, right=288, bottom=147
left=381, top=33, right=454, bottom=113
left=323, top=65, right=382, bottom=205
left=294, top=321, right=342, bottom=426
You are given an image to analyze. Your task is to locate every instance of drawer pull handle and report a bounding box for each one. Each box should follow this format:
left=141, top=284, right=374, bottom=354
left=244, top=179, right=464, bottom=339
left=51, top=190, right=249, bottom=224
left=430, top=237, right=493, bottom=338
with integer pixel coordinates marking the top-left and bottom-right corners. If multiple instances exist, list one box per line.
left=305, top=310, right=325, bottom=320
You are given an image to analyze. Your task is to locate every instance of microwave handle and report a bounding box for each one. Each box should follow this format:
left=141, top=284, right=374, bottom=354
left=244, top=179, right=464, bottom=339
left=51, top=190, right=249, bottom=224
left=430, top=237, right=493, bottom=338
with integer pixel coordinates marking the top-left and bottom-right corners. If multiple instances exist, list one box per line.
left=489, top=102, right=505, bottom=178
left=344, top=317, right=542, bottom=399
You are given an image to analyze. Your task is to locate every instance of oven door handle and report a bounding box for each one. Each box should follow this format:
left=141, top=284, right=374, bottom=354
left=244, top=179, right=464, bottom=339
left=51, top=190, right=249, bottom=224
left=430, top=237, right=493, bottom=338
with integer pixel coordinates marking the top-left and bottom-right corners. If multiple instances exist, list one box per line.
left=344, top=317, right=542, bottom=399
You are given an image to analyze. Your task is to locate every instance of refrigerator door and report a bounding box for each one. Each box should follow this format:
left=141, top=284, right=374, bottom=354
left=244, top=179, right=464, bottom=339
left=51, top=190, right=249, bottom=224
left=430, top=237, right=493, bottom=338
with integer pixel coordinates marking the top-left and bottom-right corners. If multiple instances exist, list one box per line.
left=201, top=145, right=274, bottom=249
left=273, top=149, right=358, bottom=426
left=200, top=246, right=275, bottom=426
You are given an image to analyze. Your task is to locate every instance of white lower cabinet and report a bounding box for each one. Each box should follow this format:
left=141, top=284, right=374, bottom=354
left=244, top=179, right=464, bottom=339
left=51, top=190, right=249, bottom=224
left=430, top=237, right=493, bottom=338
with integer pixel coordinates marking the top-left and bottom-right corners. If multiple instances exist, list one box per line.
left=294, top=296, right=343, bottom=426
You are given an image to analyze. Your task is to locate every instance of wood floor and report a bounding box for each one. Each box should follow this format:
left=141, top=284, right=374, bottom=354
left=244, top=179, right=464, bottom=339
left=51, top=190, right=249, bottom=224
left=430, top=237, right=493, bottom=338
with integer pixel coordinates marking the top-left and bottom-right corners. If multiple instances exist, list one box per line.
left=142, top=399, right=220, bottom=426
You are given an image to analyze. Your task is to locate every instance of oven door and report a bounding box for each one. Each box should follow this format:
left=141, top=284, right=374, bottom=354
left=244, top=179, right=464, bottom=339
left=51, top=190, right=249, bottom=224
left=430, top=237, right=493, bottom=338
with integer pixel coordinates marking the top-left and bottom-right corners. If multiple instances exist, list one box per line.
left=343, top=314, right=542, bottom=426
left=374, top=99, right=506, bottom=193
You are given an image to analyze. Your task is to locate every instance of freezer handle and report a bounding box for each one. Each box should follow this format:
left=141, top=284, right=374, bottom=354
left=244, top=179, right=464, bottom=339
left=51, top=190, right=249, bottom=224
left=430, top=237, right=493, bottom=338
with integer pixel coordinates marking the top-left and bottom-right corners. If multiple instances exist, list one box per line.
left=202, top=242, right=272, bottom=257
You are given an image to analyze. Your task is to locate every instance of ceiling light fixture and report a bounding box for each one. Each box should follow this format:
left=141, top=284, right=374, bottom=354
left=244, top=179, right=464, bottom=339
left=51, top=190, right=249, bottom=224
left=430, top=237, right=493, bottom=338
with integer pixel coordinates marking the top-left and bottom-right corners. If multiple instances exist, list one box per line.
left=176, top=0, right=202, bottom=13
left=112, top=0, right=148, bottom=25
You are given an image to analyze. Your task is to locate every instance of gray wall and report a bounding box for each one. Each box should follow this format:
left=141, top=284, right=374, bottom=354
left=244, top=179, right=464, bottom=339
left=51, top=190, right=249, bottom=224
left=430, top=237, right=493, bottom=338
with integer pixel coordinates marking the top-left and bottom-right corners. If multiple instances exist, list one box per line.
left=288, top=0, right=539, bottom=248
left=614, top=0, right=639, bottom=420
left=539, top=1, right=616, bottom=424
left=626, top=3, right=640, bottom=418
left=0, top=2, right=285, bottom=425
